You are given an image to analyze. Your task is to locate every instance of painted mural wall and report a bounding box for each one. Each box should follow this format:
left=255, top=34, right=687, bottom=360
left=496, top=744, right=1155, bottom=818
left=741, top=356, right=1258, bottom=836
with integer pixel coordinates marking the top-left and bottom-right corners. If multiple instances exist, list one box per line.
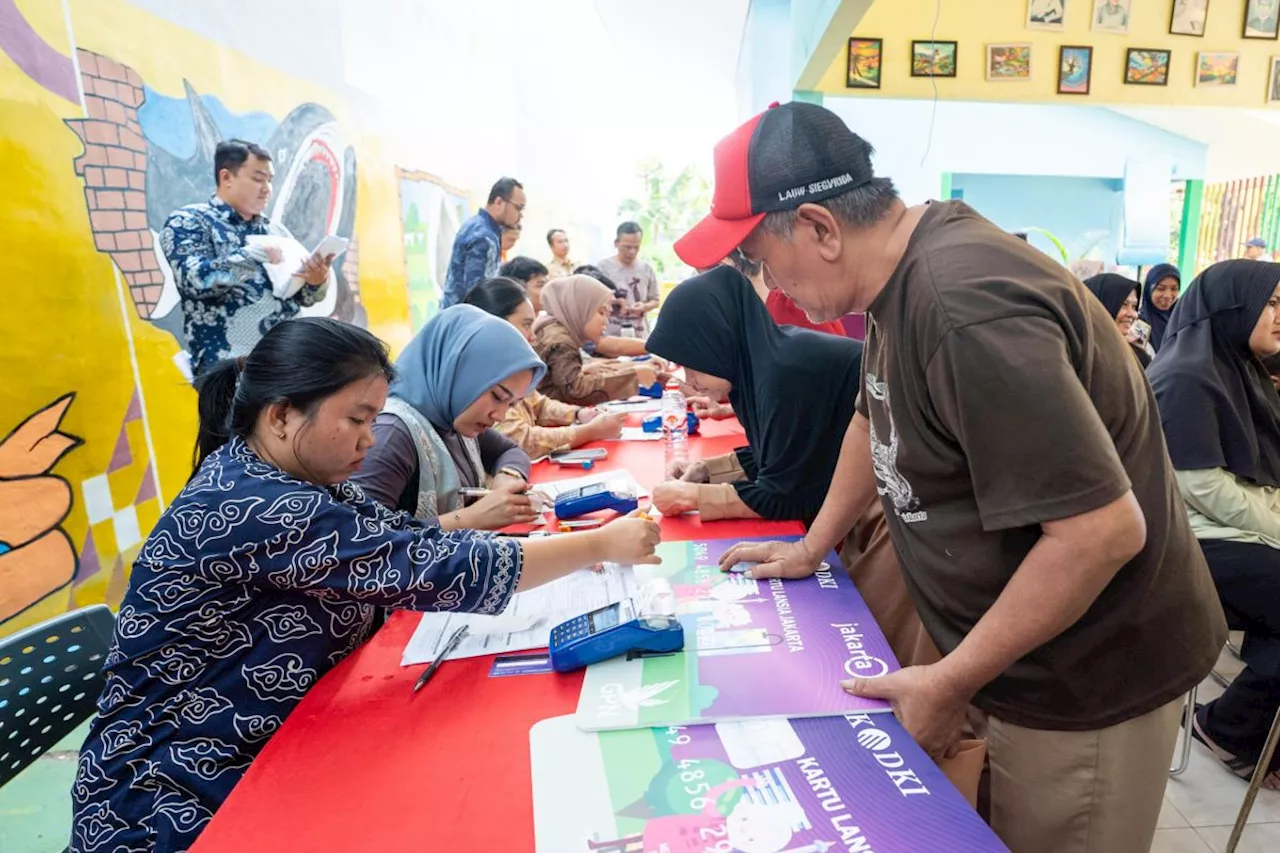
left=0, top=0, right=436, bottom=637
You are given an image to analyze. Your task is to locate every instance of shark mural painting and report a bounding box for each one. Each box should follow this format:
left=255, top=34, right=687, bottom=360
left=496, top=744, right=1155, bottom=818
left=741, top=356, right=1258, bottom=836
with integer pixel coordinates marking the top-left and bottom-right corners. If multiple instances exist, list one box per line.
left=65, top=49, right=366, bottom=365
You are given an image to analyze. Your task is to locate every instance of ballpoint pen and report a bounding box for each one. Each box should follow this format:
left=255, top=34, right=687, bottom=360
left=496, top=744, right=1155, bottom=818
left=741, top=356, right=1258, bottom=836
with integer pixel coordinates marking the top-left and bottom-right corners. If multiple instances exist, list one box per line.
left=413, top=625, right=469, bottom=694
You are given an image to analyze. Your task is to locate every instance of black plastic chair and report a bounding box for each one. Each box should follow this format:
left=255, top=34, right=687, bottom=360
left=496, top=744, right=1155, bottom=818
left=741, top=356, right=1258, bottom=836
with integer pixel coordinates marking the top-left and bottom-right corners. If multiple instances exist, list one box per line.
left=0, top=604, right=115, bottom=788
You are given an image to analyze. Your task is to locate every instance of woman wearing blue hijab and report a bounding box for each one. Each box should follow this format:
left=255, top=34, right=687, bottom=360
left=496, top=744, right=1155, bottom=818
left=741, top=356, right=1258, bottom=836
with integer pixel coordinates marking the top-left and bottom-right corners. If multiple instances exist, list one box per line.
left=1141, top=263, right=1181, bottom=351
left=353, top=305, right=547, bottom=530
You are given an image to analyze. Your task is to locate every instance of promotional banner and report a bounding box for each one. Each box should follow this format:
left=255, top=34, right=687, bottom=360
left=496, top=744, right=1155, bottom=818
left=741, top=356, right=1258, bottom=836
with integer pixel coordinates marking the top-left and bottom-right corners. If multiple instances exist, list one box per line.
left=531, top=712, right=1008, bottom=852
left=576, top=538, right=898, bottom=730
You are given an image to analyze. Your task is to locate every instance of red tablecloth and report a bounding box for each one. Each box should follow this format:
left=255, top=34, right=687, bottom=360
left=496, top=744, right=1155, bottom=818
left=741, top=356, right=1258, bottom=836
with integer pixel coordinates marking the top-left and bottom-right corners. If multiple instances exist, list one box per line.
left=192, top=425, right=804, bottom=853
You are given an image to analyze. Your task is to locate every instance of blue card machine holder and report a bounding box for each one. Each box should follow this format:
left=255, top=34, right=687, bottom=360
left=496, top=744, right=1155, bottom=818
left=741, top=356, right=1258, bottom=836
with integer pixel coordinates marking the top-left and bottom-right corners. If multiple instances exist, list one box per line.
left=548, top=598, right=684, bottom=672
left=553, top=483, right=639, bottom=519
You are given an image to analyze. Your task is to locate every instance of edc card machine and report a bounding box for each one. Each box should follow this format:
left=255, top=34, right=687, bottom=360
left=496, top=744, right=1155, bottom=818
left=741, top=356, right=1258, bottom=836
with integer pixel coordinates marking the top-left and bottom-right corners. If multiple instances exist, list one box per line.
left=548, top=580, right=684, bottom=672
left=553, top=483, right=639, bottom=519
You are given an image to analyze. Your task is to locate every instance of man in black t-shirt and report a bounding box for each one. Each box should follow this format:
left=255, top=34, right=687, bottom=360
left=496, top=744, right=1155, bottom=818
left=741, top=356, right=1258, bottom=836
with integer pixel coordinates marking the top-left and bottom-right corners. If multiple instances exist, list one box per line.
left=675, top=102, right=1226, bottom=853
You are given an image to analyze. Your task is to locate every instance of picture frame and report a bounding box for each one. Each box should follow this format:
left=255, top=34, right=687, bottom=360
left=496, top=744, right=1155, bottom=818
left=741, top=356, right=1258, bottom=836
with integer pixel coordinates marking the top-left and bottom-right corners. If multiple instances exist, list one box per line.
left=1244, top=0, right=1280, bottom=39
left=1027, top=0, right=1067, bottom=30
left=911, top=40, right=958, bottom=78
left=1197, top=51, right=1241, bottom=85
left=1058, top=45, right=1094, bottom=94
left=1091, top=0, right=1132, bottom=35
left=1125, top=48, right=1172, bottom=85
left=987, top=44, right=1033, bottom=80
left=846, top=37, right=883, bottom=89
left=1170, top=0, right=1210, bottom=36
left=1269, top=55, right=1280, bottom=102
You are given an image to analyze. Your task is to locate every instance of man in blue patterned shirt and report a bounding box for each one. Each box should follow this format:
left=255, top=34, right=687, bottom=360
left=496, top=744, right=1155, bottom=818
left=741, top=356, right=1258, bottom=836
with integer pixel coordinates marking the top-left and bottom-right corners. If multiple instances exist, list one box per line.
left=161, top=140, right=335, bottom=377
left=440, top=176, right=525, bottom=308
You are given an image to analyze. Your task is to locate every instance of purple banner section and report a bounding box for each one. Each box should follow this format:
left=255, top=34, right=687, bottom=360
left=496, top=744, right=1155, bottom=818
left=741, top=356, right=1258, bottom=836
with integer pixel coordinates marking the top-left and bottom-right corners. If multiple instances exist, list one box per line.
left=531, top=712, right=1009, bottom=852
left=576, top=537, right=898, bottom=730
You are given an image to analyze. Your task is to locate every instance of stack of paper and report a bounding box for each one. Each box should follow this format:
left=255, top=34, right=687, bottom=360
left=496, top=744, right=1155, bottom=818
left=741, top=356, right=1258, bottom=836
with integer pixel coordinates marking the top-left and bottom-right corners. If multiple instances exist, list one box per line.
left=401, top=563, right=637, bottom=665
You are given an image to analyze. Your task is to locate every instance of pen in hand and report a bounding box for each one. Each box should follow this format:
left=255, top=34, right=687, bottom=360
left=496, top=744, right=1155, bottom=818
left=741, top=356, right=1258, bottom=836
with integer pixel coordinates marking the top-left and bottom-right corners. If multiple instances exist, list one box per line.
left=413, top=625, right=469, bottom=694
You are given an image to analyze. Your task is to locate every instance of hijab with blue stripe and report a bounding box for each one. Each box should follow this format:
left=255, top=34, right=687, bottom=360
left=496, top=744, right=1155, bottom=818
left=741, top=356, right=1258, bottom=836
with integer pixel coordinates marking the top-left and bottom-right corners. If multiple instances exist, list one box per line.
left=1141, top=263, right=1181, bottom=351
left=391, top=304, right=546, bottom=431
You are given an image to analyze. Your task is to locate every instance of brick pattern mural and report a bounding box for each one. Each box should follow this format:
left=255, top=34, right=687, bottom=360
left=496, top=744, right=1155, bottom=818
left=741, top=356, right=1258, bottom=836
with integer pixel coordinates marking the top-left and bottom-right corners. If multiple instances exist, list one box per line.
left=65, top=49, right=165, bottom=318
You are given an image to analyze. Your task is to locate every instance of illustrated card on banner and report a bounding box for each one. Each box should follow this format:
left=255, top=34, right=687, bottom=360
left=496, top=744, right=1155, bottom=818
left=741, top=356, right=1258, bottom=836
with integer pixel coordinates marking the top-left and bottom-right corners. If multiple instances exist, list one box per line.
left=575, top=537, right=898, bottom=731
left=531, top=713, right=1009, bottom=853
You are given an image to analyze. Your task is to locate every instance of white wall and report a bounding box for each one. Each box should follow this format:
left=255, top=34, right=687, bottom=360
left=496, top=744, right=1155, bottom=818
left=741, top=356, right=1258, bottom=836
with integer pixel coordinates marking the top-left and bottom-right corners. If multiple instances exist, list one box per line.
left=130, top=0, right=743, bottom=264
left=338, top=0, right=744, bottom=264
left=824, top=98, right=1207, bottom=205
left=338, top=0, right=633, bottom=261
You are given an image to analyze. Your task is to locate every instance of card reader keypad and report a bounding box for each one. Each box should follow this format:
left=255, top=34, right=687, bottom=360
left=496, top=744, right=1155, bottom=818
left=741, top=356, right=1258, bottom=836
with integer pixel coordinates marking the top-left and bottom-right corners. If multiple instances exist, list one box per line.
left=551, top=618, right=588, bottom=644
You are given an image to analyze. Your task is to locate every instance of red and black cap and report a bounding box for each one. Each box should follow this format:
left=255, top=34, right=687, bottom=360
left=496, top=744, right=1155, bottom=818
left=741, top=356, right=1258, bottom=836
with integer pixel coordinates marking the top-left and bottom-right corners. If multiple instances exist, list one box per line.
left=675, top=101, right=876, bottom=270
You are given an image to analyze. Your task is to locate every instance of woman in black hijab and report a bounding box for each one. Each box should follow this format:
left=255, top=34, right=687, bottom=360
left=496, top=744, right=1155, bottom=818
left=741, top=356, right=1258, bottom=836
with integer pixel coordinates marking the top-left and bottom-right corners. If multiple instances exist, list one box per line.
left=1083, top=273, right=1152, bottom=367
left=645, top=266, right=862, bottom=523
left=648, top=266, right=943, bottom=670
left=1149, top=259, right=1280, bottom=789
left=1140, top=263, right=1181, bottom=352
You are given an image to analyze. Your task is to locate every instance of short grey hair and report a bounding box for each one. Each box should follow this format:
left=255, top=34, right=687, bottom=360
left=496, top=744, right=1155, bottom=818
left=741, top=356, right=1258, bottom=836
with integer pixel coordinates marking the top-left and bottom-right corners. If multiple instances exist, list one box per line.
left=727, top=249, right=762, bottom=279
left=758, top=177, right=899, bottom=239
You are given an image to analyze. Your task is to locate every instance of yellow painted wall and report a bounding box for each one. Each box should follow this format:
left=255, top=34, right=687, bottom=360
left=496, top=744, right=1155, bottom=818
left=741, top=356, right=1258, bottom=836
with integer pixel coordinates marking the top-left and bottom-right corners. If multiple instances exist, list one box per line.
left=0, top=0, right=416, bottom=636
left=818, top=0, right=1280, bottom=106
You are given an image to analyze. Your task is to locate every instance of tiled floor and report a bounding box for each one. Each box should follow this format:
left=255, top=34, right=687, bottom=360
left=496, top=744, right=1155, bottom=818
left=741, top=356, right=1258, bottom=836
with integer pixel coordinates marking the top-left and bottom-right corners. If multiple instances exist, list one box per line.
left=1154, top=646, right=1280, bottom=853
left=4, top=648, right=1278, bottom=852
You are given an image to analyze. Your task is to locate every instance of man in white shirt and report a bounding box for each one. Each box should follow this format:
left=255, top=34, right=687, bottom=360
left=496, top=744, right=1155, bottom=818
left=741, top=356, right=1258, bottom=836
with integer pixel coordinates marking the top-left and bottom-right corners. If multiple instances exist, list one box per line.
left=595, top=221, right=660, bottom=337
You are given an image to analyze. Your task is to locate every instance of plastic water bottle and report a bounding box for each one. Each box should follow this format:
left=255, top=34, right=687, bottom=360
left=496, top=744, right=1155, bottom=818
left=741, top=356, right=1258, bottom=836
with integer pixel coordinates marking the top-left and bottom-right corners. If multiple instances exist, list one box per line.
left=662, top=387, right=688, bottom=472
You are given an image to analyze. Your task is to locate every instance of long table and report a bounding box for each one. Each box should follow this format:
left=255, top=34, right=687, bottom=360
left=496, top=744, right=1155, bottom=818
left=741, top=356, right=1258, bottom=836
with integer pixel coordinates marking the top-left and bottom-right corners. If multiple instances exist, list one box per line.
left=191, top=420, right=805, bottom=852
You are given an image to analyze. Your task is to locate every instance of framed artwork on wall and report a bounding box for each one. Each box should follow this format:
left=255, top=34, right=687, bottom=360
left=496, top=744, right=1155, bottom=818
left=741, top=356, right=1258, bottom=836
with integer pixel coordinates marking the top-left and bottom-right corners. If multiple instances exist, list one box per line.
left=1125, top=48, right=1172, bottom=84
left=1197, top=51, right=1241, bottom=85
left=911, top=40, right=958, bottom=77
left=987, top=44, right=1033, bottom=80
left=847, top=38, right=883, bottom=89
left=1027, top=0, right=1067, bottom=30
left=1092, top=0, right=1132, bottom=34
left=1244, top=0, right=1280, bottom=39
left=1058, top=45, right=1094, bottom=93
left=1170, top=0, right=1210, bottom=36
left=1267, top=56, right=1280, bottom=101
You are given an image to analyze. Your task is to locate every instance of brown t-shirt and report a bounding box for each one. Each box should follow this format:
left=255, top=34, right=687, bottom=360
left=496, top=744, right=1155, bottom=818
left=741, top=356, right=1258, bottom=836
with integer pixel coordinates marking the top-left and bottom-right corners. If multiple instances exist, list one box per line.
left=857, top=201, right=1225, bottom=730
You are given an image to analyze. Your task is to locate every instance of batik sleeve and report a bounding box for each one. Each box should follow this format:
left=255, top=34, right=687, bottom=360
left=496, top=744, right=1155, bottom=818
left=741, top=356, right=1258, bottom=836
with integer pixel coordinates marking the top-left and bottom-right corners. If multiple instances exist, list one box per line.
left=173, top=480, right=521, bottom=615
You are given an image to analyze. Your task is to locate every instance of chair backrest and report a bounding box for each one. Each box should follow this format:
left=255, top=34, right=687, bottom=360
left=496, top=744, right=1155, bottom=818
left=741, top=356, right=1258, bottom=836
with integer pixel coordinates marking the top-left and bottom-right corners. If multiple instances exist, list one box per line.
left=0, top=604, right=116, bottom=788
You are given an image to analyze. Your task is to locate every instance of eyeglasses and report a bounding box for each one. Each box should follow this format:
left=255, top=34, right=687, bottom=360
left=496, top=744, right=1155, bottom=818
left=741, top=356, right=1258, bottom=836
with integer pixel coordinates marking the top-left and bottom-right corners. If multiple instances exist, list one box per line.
left=503, top=198, right=526, bottom=213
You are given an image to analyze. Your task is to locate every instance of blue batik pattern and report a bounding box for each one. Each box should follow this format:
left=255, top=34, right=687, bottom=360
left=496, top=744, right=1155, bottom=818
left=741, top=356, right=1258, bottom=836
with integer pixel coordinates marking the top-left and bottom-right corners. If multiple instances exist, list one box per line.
left=68, top=437, right=521, bottom=852
left=440, top=209, right=501, bottom=308
left=160, top=197, right=328, bottom=376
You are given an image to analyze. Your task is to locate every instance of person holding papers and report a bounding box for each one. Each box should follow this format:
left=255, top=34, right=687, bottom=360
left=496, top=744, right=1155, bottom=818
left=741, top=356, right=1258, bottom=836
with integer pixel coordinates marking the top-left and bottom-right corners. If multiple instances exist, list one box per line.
left=465, top=277, right=624, bottom=458
left=161, top=139, right=335, bottom=377
left=352, top=306, right=541, bottom=530
left=532, top=275, right=662, bottom=405
left=69, top=318, right=660, bottom=853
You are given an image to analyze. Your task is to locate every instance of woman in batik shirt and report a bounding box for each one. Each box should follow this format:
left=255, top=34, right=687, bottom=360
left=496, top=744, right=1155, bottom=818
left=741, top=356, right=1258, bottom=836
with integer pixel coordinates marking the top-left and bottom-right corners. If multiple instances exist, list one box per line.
left=69, top=318, right=659, bottom=853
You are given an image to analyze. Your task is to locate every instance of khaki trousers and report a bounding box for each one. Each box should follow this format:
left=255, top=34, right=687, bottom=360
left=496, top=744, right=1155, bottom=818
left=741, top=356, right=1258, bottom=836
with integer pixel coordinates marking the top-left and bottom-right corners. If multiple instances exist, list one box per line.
left=984, top=697, right=1182, bottom=853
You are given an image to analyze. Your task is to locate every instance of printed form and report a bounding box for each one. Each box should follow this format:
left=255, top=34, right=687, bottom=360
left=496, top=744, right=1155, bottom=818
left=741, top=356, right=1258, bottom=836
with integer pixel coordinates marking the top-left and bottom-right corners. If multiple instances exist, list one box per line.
left=401, top=563, right=638, bottom=665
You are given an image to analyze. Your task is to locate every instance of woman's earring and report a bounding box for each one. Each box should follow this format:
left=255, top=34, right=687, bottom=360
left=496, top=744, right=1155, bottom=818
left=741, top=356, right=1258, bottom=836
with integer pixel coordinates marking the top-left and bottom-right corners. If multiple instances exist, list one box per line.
left=276, top=431, right=286, bottom=440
